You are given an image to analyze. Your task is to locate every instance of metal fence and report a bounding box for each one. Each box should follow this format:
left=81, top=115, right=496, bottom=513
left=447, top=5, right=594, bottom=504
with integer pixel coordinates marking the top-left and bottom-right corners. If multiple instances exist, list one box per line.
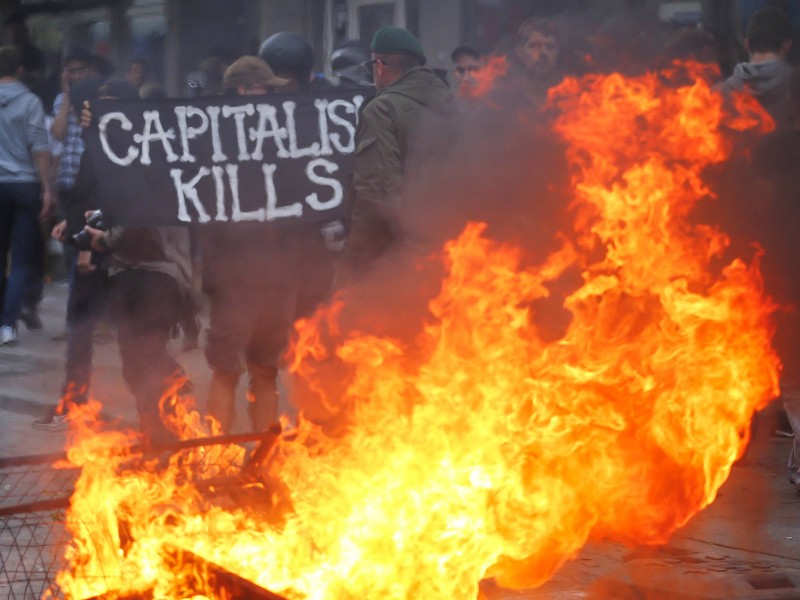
left=0, top=429, right=280, bottom=600
left=0, top=454, right=76, bottom=599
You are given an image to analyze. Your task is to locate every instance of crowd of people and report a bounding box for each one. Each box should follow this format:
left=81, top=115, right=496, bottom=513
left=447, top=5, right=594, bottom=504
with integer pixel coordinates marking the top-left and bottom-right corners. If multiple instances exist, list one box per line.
left=1, top=7, right=800, bottom=488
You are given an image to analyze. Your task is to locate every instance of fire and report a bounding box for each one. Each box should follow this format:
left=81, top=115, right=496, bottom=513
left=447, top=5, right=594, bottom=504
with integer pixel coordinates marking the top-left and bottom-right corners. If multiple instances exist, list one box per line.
left=53, top=64, right=779, bottom=599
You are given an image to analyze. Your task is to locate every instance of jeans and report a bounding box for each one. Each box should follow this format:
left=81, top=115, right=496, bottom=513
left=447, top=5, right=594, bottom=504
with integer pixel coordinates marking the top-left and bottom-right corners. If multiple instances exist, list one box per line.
left=0, top=182, right=42, bottom=327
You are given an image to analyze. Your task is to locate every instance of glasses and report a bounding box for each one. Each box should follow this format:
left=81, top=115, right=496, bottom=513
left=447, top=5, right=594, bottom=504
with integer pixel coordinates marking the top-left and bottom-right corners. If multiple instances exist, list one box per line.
left=453, top=65, right=480, bottom=76
left=362, top=58, right=386, bottom=77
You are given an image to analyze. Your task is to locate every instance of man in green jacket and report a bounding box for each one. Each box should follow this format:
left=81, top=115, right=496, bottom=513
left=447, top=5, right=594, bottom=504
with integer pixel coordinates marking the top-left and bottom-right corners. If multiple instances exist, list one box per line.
left=337, top=26, right=454, bottom=283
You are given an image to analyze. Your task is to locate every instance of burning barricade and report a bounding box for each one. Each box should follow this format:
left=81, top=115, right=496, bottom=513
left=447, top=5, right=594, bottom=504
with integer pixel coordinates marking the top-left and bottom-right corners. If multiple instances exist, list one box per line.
left=2, top=62, right=780, bottom=600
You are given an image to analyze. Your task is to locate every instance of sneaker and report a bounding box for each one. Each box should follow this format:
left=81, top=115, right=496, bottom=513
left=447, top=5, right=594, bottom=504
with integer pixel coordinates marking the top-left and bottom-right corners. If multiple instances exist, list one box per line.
left=0, top=325, right=17, bottom=345
left=32, top=409, right=71, bottom=432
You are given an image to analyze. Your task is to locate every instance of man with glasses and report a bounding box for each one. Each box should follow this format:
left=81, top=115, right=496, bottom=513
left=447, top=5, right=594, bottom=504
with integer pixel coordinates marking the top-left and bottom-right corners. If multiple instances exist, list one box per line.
left=337, top=27, right=453, bottom=284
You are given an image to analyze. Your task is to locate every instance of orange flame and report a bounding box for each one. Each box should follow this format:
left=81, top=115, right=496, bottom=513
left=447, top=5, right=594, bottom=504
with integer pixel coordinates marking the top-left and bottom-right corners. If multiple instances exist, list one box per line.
left=54, top=65, right=779, bottom=599
left=56, top=382, right=89, bottom=416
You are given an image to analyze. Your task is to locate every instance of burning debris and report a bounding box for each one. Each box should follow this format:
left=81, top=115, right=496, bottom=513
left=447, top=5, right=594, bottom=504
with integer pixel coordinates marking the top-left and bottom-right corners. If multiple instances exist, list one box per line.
left=52, top=63, right=779, bottom=600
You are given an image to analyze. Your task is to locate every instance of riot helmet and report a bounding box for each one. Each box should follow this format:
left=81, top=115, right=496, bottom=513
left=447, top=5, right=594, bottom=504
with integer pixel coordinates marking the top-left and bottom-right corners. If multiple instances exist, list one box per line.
left=259, top=32, right=314, bottom=87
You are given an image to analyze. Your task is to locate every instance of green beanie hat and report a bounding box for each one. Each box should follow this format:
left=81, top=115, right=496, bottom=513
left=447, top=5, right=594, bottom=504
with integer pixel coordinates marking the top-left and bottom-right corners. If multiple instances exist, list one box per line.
left=370, top=26, right=426, bottom=65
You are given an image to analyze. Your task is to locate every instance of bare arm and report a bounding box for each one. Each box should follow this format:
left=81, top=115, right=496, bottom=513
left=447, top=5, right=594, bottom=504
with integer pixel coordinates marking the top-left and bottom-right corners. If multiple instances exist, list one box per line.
left=33, top=151, right=53, bottom=220
left=51, top=75, right=70, bottom=141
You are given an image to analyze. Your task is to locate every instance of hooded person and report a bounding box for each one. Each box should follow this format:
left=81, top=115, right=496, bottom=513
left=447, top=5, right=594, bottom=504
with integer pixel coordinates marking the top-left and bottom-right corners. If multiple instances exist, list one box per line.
left=0, top=46, right=52, bottom=346
left=720, top=7, right=794, bottom=131
left=336, top=26, right=455, bottom=283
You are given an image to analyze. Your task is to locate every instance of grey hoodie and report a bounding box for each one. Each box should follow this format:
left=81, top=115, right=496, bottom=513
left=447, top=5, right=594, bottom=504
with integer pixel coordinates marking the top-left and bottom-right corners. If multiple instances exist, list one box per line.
left=721, top=59, right=794, bottom=130
left=0, top=80, right=49, bottom=183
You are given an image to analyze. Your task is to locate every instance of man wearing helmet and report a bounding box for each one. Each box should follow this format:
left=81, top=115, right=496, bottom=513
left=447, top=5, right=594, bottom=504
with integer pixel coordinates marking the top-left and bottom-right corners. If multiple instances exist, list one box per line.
left=336, top=27, right=454, bottom=283
left=258, top=31, right=331, bottom=92
left=258, top=32, right=343, bottom=322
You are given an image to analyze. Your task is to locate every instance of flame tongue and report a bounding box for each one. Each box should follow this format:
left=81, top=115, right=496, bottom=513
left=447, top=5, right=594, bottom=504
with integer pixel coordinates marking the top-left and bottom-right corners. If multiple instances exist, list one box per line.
left=58, top=65, right=780, bottom=599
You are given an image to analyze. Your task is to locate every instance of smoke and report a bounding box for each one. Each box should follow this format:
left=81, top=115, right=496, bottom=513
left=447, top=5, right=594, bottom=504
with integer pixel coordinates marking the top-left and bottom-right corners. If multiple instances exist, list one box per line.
left=285, top=5, right=786, bottom=453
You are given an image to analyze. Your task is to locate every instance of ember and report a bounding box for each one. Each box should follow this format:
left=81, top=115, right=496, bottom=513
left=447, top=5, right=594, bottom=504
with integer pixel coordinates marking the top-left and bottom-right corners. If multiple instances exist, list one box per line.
left=55, top=64, right=780, bottom=600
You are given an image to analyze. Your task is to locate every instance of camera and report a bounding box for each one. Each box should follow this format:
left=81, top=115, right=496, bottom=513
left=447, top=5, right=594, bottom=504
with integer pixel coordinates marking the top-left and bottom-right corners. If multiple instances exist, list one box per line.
left=70, top=210, right=106, bottom=251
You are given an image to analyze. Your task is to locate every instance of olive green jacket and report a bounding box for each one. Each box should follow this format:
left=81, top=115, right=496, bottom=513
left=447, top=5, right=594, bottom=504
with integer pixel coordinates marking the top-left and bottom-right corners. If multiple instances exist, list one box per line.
left=341, top=66, right=454, bottom=274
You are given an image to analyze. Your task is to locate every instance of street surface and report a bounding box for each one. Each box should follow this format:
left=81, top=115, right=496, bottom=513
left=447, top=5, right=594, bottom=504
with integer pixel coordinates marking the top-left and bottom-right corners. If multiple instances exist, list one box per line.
left=0, top=283, right=799, bottom=599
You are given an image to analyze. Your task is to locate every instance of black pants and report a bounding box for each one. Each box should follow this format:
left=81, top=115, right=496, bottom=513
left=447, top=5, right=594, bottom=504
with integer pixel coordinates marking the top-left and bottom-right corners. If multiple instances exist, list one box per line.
left=112, top=269, right=185, bottom=445
left=63, top=255, right=108, bottom=406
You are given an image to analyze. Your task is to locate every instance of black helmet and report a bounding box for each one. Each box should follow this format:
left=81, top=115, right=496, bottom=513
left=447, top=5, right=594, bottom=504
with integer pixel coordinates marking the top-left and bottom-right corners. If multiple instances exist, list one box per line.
left=259, top=32, right=314, bottom=85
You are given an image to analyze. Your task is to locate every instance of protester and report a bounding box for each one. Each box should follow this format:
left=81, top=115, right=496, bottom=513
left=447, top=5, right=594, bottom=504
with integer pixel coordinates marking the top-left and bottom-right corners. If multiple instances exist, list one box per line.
left=512, top=18, right=563, bottom=111
left=136, top=70, right=200, bottom=350
left=259, top=31, right=321, bottom=92
left=450, top=45, right=482, bottom=96
left=336, top=26, right=454, bottom=283
left=50, top=46, right=93, bottom=296
left=720, top=7, right=794, bottom=131
left=53, top=79, right=191, bottom=445
left=750, top=66, right=800, bottom=491
left=201, top=56, right=294, bottom=433
left=33, top=77, right=110, bottom=431
left=125, top=57, right=149, bottom=91
left=260, top=33, right=344, bottom=317
left=84, top=217, right=193, bottom=445
left=0, top=46, right=53, bottom=345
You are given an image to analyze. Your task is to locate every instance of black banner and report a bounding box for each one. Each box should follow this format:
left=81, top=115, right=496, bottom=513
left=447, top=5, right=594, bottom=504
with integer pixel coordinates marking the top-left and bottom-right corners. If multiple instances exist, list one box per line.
left=84, top=87, right=368, bottom=227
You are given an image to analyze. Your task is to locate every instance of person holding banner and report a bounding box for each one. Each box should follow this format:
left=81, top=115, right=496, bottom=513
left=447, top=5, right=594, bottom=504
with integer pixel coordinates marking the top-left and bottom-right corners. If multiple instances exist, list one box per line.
left=84, top=218, right=193, bottom=445
left=201, top=55, right=296, bottom=434
left=259, top=32, right=344, bottom=318
left=77, top=79, right=194, bottom=445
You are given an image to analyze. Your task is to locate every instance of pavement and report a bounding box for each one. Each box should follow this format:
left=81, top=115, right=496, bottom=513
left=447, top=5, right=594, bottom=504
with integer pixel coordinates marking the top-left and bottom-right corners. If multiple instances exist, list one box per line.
left=1, top=282, right=799, bottom=599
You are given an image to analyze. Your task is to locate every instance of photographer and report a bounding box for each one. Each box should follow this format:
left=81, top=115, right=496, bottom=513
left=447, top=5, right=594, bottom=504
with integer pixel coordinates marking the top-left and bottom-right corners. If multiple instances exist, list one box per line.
left=59, top=79, right=192, bottom=445
left=82, top=217, right=192, bottom=445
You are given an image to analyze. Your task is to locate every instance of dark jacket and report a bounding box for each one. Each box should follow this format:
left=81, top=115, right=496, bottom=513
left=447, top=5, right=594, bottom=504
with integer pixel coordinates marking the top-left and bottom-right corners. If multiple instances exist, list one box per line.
left=341, top=66, right=454, bottom=270
left=199, top=223, right=300, bottom=292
